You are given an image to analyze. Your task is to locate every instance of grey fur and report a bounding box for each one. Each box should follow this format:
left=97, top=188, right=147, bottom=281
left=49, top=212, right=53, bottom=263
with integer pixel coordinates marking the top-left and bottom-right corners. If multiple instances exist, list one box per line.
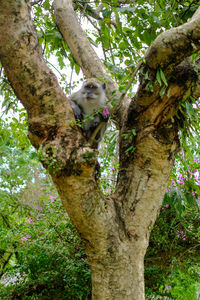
left=68, top=78, right=110, bottom=147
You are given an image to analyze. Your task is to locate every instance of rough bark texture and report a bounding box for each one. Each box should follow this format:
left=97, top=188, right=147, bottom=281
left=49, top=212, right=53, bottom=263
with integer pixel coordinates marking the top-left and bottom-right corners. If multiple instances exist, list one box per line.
left=0, top=0, right=200, bottom=299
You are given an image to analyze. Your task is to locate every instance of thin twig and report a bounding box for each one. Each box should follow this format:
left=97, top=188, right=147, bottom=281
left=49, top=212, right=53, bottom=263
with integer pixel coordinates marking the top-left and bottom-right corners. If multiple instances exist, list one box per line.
left=69, top=66, right=74, bottom=95
left=86, top=15, right=100, bottom=32
left=110, top=60, right=143, bottom=114
left=31, top=0, right=44, bottom=6
left=85, top=15, right=107, bottom=60
left=109, top=41, right=116, bottom=67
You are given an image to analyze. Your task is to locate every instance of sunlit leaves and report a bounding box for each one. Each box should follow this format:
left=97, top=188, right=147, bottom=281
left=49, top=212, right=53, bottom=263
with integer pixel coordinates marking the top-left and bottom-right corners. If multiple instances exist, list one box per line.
left=0, top=117, right=40, bottom=193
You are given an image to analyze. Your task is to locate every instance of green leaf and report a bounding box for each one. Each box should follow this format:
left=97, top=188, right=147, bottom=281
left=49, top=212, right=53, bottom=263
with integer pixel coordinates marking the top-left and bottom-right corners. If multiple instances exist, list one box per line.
left=185, top=101, right=196, bottom=118
left=74, top=64, right=80, bottom=75
left=119, top=42, right=128, bottom=50
left=160, top=69, right=168, bottom=86
left=102, top=9, right=111, bottom=18
left=160, top=86, right=166, bottom=97
left=131, top=129, right=136, bottom=136
left=125, top=145, right=136, bottom=153
left=140, top=30, right=152, bottom=46
left=156, top=70, right=162, bottom=86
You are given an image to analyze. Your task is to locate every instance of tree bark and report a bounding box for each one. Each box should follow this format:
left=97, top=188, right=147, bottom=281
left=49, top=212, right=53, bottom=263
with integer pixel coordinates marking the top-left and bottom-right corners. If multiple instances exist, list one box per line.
left=0, top=1, right=200, bottom=299
left=88, top=245, right=146, bottom=300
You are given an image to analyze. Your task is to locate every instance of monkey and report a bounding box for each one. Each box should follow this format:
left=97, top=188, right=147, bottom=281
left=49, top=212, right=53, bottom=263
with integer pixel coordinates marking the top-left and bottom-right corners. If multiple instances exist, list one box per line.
left=68, top=78, right=110, bottom=148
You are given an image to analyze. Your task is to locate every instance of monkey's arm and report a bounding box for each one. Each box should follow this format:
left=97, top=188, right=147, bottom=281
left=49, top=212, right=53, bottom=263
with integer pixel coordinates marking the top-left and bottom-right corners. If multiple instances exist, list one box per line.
left=68, top=91, right=83, bottom=120
left=69, top=99, right=82, bottom=120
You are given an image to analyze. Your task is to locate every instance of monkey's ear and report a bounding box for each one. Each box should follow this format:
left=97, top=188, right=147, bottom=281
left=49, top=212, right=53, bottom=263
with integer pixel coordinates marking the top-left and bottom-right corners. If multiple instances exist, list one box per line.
left=102, top=82, right=106, bottom=90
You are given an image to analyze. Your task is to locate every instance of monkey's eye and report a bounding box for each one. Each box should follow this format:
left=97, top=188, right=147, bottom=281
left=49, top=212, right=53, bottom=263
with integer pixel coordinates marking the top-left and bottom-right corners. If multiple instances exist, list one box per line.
left=85, top=84, right=98, bottom=90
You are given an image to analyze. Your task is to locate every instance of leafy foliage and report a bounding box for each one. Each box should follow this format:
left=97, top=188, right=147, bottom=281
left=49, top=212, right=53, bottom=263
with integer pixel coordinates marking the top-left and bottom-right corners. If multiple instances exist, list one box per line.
left=0, top=197, right=91, bottom=300
left=145, top=173, right=200, bottom=299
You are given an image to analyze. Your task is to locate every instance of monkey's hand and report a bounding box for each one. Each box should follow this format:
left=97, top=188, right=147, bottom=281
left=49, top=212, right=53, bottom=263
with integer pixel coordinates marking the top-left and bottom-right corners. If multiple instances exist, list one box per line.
left=100, top=107, right=110, bottom=122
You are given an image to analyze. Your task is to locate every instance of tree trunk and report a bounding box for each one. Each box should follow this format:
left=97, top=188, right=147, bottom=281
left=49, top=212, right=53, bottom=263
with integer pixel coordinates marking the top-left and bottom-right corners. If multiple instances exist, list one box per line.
left=88, top=245, right=145, bottom=300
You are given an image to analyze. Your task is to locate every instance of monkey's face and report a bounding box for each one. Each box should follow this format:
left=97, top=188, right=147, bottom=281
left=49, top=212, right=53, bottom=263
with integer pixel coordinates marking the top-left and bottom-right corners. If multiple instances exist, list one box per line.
left=81, top=81, right=106, bottom=101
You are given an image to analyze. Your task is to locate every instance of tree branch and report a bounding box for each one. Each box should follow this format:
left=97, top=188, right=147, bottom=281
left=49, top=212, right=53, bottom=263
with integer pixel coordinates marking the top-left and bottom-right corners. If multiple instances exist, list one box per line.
left=0, top=0, right=115, bottom=252
left=73, top=1, right=102, bottom=21
left=52, top=0, right=126, bottom=125
left=0, top=0, right=87, bottom=159
left=192, top=55, right=200, bottom=99
left=145, top=6, right=200, bottom=71
left=53, top=0, right=108, bottom=79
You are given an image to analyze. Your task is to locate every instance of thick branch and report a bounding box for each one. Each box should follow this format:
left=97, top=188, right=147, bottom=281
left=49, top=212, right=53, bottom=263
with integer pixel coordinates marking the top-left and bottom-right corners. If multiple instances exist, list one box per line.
left=0, top=0, right=114, bottom=251
left=0, top=0, right=82, bottom=152
left=53, top=0, right=108, bottom=79
left=128, top=7, right=200, bottom=119
left=193, top=55, right=200, bottom=98
left=145, top=6, right=200, bottom=71
left=193, top=80, right=200, bottom=99
left=112, top=7, right=200, bottom=251
left=52, top=0, right=125, bottom=122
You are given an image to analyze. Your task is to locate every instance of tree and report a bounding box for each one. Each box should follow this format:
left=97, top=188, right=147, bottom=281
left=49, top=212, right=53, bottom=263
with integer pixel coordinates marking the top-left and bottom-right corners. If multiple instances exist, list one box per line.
left=0, top=0, right=200, bottom=299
